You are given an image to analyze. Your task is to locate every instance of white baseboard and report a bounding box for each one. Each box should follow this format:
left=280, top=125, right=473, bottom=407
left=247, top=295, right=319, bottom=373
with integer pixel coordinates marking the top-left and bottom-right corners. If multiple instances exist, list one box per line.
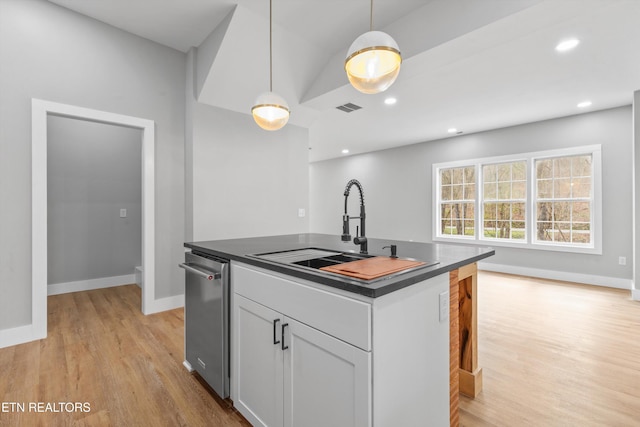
left=144, top=294, right=184, bottom=314
left=134, top=266, right=143, bottom=288
left=48, top=274, right=136, bottom=296
left=0, top=323, right=46, bottom=350
left=632, top=288, right=640, bottom=301
left=478, top=262, right=632, bottom=290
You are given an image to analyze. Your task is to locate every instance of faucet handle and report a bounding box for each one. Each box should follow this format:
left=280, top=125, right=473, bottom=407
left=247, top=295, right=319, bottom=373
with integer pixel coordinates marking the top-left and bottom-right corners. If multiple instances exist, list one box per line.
left=353, top=226, right=368, bottom=254
left=382, top=245, right=398, bottom=258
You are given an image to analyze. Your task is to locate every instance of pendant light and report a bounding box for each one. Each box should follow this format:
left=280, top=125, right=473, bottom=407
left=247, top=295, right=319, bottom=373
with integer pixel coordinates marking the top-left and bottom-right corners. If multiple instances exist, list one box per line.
left=252, top=0, right=290, bottom=131
left=345, top=0, right=402, bottom=94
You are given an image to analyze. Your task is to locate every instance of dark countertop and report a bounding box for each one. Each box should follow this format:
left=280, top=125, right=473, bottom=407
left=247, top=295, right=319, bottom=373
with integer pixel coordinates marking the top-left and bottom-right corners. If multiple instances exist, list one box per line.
left=185, top=233, right=494, bottom=298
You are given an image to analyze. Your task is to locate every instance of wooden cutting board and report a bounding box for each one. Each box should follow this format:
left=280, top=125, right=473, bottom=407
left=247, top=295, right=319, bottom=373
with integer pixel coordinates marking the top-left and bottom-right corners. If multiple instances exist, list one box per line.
left=320, top=256, right=425, bottom=280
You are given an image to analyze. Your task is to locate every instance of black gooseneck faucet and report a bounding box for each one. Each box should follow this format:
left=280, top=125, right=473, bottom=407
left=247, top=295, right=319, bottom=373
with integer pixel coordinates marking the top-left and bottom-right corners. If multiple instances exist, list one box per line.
left=341, top=179, right=367, bottom=254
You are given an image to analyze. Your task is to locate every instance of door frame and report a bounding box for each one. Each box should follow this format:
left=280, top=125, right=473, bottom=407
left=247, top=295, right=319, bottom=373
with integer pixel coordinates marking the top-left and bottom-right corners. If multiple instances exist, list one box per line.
left=31, top=98, right=155, bottom=339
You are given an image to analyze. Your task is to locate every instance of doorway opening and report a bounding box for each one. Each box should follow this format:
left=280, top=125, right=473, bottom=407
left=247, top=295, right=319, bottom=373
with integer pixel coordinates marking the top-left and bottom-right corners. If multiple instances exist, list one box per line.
left=47, top=116, right=142, bottom=295
left=32, top=99, right=155, bottom=340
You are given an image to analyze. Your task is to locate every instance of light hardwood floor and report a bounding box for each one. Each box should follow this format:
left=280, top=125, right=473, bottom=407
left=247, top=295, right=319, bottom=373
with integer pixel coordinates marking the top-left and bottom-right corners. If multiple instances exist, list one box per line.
left=1, top=273, right=639, bottom=426
left=0, top=285, right=250, bottom=427
left=460, top=271, right=640, bottom=426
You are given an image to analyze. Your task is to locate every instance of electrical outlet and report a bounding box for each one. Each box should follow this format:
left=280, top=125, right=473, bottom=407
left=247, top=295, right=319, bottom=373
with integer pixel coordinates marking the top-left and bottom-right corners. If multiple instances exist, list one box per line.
left=439, top=291, right=449, bottom=323
left=298, top=208, right=306, bottom=218
left=619, top=256, right=626, bottom=266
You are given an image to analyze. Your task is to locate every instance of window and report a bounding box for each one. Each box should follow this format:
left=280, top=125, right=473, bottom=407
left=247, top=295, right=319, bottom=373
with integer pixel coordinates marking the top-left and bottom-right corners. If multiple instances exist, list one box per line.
left=534, top=155, right=592, bottom=245
left=439, top=166, right=475, bottom=237
left=482, top=161, right=526, bottom=241
left=433, top=146, right=601, bottom=254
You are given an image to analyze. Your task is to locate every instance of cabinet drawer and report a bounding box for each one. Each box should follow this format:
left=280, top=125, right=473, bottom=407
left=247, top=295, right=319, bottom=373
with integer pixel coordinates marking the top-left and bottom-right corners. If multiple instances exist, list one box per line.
left=232, top=263, right=371, bottom=351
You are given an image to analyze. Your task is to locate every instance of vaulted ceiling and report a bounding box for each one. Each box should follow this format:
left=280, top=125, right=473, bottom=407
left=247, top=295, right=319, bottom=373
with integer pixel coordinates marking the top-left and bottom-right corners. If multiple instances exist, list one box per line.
left=48, top=0, right=640, bottom=161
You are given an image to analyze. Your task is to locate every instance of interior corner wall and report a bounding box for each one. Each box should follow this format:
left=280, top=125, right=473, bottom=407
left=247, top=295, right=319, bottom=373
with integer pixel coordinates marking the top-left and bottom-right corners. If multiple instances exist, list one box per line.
left=186, top=51, right=309, bottom=242
left=189, top=102, right=310, bottom=241
left=185, top=48, right=196, bottom=243
left=0, top=0, right=186, bottom=335
left=310, top=106, right=633, bottom=284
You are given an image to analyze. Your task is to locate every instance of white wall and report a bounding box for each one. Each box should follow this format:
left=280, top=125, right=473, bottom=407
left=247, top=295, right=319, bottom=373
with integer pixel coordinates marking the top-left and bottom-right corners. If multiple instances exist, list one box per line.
left=310, top=107, right=633, bottom=285
left=185, top=50, right=309, bottom=242
left=47, top=116, right=142, bottom=285
left=0, top=0, right=185, bottom=334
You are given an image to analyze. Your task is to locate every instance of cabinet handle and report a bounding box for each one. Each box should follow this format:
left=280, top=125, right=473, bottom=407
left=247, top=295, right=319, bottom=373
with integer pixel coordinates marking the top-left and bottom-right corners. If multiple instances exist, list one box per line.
left=281, top=323, right=289, bottom=351
left=273, top=319, right=281, bottom=345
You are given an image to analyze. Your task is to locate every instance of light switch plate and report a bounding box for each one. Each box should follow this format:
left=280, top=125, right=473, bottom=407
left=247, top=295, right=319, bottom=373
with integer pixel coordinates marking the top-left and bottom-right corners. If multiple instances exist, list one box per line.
left=298, top=208, right=306, bottom=218
left=120, top=208, right=127, bottom=218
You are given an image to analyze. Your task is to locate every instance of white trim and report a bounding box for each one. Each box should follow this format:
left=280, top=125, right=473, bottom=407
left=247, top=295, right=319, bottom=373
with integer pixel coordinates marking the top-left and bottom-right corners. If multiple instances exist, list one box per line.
left=0, top=324, right=43, bottom=349
left=631, top=90, right=640, bottom=301
left=32, top=99, right=156, bottom=346
left=433, top=234, right=602, bottom=254
left=48, top=275, right=136, bottom=296
left=144, top=294, right=185, bottom=314
left=134, top=266, right=143, bottom=288
left=31, top=100, right=48, bottom=342
left=478, top=261, right=632, bottom=290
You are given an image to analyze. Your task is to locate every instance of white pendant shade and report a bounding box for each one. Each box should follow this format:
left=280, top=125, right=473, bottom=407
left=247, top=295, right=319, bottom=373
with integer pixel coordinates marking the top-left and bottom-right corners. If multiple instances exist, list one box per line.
left=345, top=30, right=402, bottom=94
left=252, top=0, right=289, bottom=131
left=251, top=91, right=290, bottom=131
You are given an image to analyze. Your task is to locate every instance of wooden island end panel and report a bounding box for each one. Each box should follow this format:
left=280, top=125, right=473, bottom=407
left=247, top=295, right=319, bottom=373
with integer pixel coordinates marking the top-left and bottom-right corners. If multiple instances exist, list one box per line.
left=449, top=269, right=460, bottom=427
left=458, top=263, right=483, bottom=398
left=450, top=262, right=483, bottom=426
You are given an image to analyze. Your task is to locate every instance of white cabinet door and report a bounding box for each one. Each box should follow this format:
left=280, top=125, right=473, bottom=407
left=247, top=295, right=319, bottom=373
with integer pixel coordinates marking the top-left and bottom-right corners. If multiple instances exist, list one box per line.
left=233, top=295, right=284, bottom=427
left=283, top=317, right=371, bottom=427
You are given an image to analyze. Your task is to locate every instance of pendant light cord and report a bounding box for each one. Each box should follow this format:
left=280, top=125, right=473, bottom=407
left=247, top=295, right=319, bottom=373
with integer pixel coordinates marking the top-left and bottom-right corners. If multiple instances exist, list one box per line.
left=269, top=0, right=273, bottom=92
left=370, top=0, right=373, bottom=31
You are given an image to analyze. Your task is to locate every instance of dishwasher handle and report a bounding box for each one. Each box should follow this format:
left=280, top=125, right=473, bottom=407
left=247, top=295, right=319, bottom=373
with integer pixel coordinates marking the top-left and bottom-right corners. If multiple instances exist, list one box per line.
left=178, top=263, right=221, bottom=281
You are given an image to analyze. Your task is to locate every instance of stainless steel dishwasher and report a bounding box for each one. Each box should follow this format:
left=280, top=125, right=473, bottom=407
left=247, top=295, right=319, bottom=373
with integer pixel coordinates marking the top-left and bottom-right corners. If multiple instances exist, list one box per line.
left=179, top=251, right=229, bottom=399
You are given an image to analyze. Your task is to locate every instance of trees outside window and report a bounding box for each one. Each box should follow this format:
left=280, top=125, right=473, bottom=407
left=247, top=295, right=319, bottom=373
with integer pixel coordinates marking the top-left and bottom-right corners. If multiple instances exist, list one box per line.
left=535, top=155, right=592, bottom=244
left=433, top=146, right=600, bottom=254
left=440, top=166, right=475, bottom=237
left=482, top=161, right=526, bottom=240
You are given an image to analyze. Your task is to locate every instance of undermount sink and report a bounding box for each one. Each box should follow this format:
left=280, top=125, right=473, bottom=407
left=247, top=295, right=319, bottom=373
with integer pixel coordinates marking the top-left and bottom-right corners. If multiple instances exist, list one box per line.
left=248, top=247, right=434, bottom=282
left=250, top=247, right=373, bottom=269
left=292, top=253, right=374, bottom=269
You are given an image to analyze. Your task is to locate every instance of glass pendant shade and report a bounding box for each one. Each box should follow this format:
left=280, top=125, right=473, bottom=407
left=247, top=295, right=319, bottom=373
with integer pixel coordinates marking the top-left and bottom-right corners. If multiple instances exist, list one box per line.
left=345, top=30, right=402, bottom=94
left=251, top=91, right=290, bottom=131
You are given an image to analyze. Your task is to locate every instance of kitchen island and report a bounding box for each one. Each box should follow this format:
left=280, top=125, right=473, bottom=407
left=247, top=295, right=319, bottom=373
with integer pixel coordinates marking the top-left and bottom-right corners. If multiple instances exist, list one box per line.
left=185, top=233, right=494, bottom=427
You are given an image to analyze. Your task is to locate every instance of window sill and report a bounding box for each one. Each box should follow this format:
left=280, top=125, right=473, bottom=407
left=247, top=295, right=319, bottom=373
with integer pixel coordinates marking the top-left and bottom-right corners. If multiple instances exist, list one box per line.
left=433, top=236, right=601, bottom=255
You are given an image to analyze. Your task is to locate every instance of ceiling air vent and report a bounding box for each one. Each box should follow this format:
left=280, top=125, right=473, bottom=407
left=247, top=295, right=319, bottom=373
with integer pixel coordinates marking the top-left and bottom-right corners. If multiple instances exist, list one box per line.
left=336, top=102, right=362, bottom=113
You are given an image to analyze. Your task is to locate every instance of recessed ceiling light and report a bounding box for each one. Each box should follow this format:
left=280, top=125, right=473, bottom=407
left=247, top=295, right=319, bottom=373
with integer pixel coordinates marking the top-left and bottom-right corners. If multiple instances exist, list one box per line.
left=342, top=149, right=349, bottom=154
left=384, top=97, right=397, bottom=105
left=555, top=38, right=580, bottom=52
left=447, top=128, right=457, bottom=134
left=577, top=100, right=592, bottom=108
